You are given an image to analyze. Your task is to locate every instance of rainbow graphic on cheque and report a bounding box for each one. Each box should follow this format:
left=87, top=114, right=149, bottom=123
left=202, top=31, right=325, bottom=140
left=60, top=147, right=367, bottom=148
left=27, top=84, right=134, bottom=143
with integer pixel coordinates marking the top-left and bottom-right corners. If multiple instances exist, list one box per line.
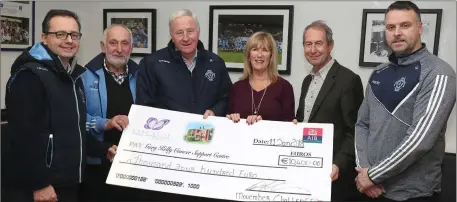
left=184, top=122, right=215, bottom=144
left=302, top=127, right=323, bottom=143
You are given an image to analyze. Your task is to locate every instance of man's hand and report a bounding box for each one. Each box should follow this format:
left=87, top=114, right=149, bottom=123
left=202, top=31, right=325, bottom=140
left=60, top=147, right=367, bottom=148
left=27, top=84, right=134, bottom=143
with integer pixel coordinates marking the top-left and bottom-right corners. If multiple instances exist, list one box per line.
left=105, top=115, right=129, bottom=131
left=355, top=167, right=375, bottom=192
left=226, top=113, right=241, bottom=123
left=246, top=115, right=262, bottom=125
left=203, top=110, right=215, bottom=119
left=363, top=185, right=385, bottom=198
left=292, top=119, right=298, bottom=124
left=354, top=166, right=385, bottom=199
left=330, top=164, right=339, bottom=181
left=33, top=185, right=57, bottom=202
left=107, top=145, right=118, bottom=162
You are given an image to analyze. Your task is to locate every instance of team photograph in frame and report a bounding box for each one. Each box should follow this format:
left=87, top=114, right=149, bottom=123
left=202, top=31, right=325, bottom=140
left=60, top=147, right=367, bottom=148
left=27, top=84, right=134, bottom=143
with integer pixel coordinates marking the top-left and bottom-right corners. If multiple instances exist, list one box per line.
left=208, top=5, right=294, bottom=75
left=103, top=8, right=157, bottom=57
left=359, top=9, right=442, bottom=67
left=1, top=1, right=35, bottom=51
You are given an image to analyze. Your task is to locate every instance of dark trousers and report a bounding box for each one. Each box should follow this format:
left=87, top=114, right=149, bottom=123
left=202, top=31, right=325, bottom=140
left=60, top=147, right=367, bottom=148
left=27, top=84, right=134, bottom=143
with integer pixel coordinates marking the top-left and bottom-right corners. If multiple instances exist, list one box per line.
left=79, top=162, right=154, bottom=201
left=371, top=193, right=440, bottom=202
left=332, top=171, right=367, bottom=201
left=79, top=164, right=107, bottom=201
left=351, top=192, right=441, bottom=202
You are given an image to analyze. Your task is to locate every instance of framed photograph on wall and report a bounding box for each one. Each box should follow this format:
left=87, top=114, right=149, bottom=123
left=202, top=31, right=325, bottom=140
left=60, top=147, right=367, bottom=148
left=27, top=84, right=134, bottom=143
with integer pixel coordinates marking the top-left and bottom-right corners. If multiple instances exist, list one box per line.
left=359, top=9, right=442, bottom=67
left=1, top=1, right=35, bottom=51
left=103, top=9, right=156, bottom=57
left=209, top=5, right=294, bottom=75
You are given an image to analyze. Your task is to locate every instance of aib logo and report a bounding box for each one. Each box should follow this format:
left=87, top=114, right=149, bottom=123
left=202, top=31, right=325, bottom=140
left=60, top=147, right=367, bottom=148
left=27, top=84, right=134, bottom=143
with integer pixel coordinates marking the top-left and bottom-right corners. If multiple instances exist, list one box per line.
left=144, top=117, right=170, bottom=130
left=303, top=128, right=323, bottom=144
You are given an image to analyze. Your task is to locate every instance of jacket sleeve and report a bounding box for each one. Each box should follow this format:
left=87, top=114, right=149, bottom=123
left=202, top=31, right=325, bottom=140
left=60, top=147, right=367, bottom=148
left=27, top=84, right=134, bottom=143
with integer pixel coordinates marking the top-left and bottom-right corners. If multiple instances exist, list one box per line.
left=367, top=73, right=456, bottom=184
left=334, top=74, right=364, bottom=173
left=209, top=62, right=232, bottom=116
left=355, top=81, right=372, bottom=169
left=227, top=83, right=237, bottom=114
left=80, top=73, right=108, bottom=133
left=86, top=131, right=111, bottom=159
left=281, top=80, right=295, bottom=121
left=6, top=70, right=52, bottom=191
left=136, top=56, right=157, bottom=107
left=86, top=113, right=108, bottom=134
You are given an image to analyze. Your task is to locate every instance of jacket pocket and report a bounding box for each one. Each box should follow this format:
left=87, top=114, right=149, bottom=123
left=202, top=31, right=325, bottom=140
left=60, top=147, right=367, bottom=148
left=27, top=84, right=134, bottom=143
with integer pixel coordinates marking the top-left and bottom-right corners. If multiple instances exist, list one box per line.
left=45, top=134, right=54, bottom=168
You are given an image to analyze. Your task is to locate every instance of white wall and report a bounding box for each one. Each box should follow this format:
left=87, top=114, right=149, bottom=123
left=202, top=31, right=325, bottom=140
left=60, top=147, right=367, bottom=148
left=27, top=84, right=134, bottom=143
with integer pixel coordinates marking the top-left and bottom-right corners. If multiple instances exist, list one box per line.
left=1, top=0, right=455, bottom=152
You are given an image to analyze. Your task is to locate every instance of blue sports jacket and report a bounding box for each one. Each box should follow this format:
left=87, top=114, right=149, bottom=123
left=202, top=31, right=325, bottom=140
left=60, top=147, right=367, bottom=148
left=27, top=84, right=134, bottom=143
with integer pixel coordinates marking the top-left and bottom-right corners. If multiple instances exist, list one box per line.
left=82, top=53, right=138, bottom=163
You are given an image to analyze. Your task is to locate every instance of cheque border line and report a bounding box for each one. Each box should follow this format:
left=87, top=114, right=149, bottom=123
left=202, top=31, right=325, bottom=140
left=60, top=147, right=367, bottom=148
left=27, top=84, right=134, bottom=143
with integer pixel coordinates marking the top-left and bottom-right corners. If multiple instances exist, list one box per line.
left=123, top=149, right=287, bottom=169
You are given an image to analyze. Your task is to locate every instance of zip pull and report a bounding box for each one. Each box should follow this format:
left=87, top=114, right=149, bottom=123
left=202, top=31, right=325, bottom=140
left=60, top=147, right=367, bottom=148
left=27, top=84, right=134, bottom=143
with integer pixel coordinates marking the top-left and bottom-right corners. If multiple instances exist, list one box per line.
left=46, top=134, right=54, bottom=168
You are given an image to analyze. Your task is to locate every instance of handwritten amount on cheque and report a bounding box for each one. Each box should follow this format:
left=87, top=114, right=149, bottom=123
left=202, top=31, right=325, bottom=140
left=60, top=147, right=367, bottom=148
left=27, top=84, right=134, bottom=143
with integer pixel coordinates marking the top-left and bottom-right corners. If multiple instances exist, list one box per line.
left=120, top=142, right=322, bottom=201
left=124, top=142, right=261, bottom=178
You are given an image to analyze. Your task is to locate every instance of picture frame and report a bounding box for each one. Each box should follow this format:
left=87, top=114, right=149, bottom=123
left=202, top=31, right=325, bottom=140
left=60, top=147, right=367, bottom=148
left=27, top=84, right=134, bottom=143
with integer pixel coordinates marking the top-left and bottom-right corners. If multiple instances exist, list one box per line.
left=208, top=5, right=294, bottom=75
left=1, top=1, right=35, bottom=51
left=359, top=9, right=442, bottom=67
left=103, top=8, right=157, bottom=57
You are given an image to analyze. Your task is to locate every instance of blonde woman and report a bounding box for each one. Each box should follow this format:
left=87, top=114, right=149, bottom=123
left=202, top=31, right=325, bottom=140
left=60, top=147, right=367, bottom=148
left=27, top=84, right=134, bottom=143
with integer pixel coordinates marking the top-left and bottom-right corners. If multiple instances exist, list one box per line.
left=226, top=31, right=295, bottom=125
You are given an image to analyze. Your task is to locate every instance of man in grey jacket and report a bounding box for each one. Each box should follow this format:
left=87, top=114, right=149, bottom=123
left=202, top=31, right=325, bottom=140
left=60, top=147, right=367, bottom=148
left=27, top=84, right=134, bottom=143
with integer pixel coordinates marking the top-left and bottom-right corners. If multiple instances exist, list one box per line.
left=355, top=1, right=456, bottom=201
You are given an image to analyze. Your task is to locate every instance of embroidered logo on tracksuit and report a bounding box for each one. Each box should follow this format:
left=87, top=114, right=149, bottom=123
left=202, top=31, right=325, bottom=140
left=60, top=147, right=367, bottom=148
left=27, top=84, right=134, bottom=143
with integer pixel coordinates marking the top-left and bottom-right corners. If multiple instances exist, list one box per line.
left=205, top=70, right=215, bottom=81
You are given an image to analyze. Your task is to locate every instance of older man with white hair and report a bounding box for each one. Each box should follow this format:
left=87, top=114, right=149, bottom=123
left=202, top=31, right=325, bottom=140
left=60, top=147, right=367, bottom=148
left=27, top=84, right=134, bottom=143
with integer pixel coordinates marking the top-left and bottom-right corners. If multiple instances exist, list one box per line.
left=79, top=23, right=144, bottom=201
left=136, top=9, right=232, bottom=118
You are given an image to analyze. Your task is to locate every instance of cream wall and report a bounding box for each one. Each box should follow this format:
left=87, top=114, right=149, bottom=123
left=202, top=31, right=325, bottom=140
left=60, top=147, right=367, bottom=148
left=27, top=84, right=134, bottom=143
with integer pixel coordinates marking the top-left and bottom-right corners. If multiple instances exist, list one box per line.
left=1, top=0, right=455, bottom=152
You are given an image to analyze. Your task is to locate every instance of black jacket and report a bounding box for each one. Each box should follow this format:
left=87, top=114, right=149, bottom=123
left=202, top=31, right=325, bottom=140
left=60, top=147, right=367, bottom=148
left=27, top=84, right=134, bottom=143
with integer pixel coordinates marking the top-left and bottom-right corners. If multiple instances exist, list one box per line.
left=295, top=60, right=364, bottom=200
left=296, top=61, right=364, bottom=172
left=5, top=43, right=110, bottom=191
left=136, top=40, right=232, bottom=116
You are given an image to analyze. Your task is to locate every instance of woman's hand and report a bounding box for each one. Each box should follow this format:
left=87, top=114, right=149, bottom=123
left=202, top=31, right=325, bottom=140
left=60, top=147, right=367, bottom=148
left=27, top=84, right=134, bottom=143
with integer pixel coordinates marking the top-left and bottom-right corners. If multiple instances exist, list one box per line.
left=226, top=113, right=241, bottom=123
left=246, top=115, right=262, bottom=125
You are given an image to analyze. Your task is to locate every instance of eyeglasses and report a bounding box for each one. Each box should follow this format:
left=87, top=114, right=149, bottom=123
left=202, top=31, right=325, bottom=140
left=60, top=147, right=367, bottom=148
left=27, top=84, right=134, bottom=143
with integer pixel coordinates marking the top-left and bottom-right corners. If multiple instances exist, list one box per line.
left=46, top=31, right=82, bottom=40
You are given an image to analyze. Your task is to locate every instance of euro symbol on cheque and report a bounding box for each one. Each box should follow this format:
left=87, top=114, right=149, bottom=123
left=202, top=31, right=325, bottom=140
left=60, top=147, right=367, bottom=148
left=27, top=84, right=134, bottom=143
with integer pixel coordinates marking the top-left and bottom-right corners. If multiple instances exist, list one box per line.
left=281, top=157, right=288, bottom=164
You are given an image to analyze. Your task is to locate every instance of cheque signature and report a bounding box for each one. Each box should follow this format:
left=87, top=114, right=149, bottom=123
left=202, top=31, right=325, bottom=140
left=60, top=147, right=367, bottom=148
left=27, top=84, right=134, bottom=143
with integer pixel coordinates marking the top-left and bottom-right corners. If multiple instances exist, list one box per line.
left=246, top=180, right=310, bottom=194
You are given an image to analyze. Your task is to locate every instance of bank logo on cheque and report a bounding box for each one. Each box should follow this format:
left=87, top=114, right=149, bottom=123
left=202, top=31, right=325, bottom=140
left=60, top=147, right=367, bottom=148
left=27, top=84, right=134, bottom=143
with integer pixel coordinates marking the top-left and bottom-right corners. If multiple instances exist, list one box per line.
left=184, top=122, right=214, bottom=144
left=303, top=128, right=323, bottom=143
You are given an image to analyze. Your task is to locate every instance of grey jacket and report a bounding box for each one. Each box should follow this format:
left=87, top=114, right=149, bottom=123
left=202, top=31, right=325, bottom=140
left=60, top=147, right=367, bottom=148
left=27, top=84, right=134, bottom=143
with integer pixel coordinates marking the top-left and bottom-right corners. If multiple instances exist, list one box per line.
left=355, top=45, right=456, bottom=201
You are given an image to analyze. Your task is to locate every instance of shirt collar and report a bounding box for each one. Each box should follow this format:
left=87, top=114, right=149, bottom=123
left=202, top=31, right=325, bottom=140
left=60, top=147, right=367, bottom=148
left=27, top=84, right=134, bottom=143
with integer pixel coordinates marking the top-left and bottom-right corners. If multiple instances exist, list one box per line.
left=180, top=50, right=198, bottom=61
left=310, top=58, right=334, bottom=79
left=103, top=59, right=129, bottom=76
left=58, top=56, right=74, bottom=74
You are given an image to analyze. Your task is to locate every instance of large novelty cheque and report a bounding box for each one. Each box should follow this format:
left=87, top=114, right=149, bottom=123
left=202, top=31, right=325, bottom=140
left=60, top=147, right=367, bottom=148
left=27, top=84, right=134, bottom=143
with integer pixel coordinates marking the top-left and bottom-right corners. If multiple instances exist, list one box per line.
left=106, top=104, right=334, bottom=201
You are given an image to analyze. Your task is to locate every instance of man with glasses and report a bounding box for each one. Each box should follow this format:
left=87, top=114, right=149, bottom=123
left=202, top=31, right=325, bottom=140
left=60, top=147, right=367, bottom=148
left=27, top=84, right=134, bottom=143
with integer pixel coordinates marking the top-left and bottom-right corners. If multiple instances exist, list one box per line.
left=136, top=9, right=232, bottom=120
left=5, top=9, right=116, bottom=202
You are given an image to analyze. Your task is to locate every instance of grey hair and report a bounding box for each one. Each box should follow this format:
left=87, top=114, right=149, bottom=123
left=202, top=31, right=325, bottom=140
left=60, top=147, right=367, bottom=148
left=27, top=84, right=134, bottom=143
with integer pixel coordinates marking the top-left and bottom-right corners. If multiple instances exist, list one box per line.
left=168, top=9, right=200, bottom=32
left=103, top=24, right=133, bottom=45
left=303, top=20, right=334, bottom=45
